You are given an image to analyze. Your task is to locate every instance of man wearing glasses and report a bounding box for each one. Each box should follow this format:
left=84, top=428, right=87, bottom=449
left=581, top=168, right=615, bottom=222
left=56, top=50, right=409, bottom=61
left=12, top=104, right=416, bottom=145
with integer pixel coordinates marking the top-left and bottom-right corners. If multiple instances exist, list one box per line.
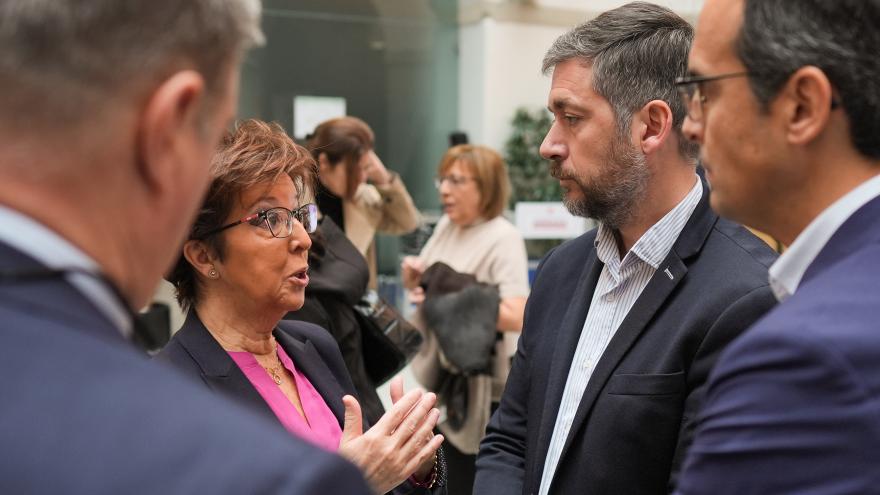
left=474, top=3, right=778, bottom=494
left=675, top=1, right=880, bottom=493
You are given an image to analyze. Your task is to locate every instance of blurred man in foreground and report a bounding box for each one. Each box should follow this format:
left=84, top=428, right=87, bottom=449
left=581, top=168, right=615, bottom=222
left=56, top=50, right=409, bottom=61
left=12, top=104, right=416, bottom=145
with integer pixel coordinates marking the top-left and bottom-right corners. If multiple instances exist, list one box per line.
left=676, top=0, right=880, bottom=493
left=0, top=1, right=369, bottom=493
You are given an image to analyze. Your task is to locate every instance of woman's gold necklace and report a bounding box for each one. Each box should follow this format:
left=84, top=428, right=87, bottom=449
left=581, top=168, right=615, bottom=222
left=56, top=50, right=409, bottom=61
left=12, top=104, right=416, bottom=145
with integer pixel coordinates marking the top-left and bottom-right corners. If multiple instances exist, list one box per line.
left=262, top=340, right=283, bottom=386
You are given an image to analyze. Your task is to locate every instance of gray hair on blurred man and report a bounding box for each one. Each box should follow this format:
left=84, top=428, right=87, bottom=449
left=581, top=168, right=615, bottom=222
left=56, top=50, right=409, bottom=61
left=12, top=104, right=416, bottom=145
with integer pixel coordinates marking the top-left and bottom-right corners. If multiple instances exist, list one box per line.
left=0, top=1, right=369, bottom=493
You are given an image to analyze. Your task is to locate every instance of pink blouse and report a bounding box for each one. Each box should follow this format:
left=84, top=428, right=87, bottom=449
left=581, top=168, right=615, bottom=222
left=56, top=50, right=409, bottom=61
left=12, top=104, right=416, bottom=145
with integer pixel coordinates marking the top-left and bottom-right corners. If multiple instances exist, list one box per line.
left=228, top=345, right=342, bottom=452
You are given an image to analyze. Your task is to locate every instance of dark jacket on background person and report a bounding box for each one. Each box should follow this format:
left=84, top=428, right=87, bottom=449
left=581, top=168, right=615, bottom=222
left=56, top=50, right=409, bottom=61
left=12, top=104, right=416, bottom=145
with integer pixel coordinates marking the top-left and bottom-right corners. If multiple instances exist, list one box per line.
left=155, top=310, right=446, bottom=495
left=284, top=217, right=385, bottom=425
left=419, top=262, right=500, bottom=432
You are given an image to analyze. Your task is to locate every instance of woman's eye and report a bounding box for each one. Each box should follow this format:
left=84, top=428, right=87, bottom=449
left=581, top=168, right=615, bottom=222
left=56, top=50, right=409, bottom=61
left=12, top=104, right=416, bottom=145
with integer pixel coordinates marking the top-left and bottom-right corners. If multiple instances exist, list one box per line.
left=248, top=214, right=265, bottom=227
left=266, top=212, right=283, bottom=228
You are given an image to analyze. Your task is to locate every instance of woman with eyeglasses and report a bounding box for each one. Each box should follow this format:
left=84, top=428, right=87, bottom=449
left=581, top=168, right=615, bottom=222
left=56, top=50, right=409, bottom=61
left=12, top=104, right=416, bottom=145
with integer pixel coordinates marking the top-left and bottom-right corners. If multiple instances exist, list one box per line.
left=401, top=144, right=529, bottom=494
left=157, top=120, right=445, bottom=494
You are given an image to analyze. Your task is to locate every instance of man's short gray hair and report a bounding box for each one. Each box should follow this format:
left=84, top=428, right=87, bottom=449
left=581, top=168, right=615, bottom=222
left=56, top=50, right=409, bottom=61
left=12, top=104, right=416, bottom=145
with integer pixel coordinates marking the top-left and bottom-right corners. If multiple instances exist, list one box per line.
left=543, top=2, right=696, bottom=159
left=0, top=0, right=264, bottom=128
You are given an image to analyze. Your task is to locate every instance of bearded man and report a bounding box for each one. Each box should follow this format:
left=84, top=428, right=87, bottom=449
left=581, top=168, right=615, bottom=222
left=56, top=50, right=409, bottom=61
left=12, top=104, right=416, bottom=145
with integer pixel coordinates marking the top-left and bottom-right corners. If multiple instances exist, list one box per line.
left=473, top=3, right=778, bottom=494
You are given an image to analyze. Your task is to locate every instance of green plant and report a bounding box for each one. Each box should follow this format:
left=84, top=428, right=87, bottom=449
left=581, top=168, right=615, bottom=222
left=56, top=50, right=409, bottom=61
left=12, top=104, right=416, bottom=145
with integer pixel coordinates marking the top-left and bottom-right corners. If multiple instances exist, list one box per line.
left=504, top=107, right=566, bottom=259
left=505, top=107, right=560, bottom=207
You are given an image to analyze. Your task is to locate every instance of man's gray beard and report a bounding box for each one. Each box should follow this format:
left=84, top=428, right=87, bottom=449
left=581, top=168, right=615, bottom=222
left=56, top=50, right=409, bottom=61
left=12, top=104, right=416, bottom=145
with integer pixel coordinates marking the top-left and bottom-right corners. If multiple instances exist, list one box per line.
left=561, top=135, right=651, bottom=230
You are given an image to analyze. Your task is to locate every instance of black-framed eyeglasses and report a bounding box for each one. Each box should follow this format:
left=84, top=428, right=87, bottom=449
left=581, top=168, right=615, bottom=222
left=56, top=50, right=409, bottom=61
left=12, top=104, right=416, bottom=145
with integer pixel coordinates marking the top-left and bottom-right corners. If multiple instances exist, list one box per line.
left=198, top=203, right=318, bottom=239
left=434, top=174, right=476, bottom=189
left=675, top=71, right=749, bottom=123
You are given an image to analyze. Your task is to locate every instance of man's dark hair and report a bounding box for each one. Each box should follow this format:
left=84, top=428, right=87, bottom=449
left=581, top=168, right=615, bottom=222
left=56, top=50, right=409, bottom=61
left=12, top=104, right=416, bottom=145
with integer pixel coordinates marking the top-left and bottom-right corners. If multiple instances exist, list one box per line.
left=738, top=0, right=880, bottom=159
left=543, top=1, right=697, bottom=159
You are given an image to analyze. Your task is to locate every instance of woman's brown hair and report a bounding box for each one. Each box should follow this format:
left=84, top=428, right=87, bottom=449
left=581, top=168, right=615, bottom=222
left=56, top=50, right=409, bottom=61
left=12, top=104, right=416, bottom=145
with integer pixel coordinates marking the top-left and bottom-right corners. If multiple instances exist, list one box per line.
left=306, top=116, right=374, bottom=199
left=167, top=119, right=316, bottom=311
left=438, top=144, right=511, bottom=219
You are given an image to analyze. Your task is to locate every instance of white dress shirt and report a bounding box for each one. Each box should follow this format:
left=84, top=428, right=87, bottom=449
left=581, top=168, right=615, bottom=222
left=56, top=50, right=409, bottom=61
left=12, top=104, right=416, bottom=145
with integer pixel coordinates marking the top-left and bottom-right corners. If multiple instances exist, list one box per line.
left=769, top=173, right=880, bottom=302
left=538, top=177, right=702, bottom=495
left=0, top=205, right=131, bottom=336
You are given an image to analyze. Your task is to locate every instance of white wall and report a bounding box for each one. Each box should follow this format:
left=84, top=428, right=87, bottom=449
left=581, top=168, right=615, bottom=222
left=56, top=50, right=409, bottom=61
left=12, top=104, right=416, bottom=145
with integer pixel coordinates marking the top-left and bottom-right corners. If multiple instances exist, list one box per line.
left=457, top=0, right=704, bottom=152
left=537, top=0, right=704, bottom=17
left=459, top=18, right=564, bottom=152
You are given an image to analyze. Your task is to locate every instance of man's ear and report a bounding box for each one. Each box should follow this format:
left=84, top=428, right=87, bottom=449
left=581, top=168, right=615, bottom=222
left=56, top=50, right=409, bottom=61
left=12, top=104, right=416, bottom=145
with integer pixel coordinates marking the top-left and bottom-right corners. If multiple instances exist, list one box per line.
left=182, top=238, right=218, bottom=279
left=636, top=100, right=674, bottom=155
left=778, top=66, right=835, bottom=147
left=134, top=70, right=207, bottom=194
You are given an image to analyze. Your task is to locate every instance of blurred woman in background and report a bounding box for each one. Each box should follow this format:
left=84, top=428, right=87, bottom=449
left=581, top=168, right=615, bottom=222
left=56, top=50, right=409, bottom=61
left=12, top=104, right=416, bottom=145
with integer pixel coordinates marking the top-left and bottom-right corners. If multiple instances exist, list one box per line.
left=401, top=144, right=529, bottom=494
left=307, top=116, right=419, bottom=289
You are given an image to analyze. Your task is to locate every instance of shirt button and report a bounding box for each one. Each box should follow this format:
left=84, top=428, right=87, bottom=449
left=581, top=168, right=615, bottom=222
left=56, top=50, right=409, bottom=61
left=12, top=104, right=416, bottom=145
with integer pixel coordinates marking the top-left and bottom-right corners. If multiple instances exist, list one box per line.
left=604, top=293, right=614, bottom=302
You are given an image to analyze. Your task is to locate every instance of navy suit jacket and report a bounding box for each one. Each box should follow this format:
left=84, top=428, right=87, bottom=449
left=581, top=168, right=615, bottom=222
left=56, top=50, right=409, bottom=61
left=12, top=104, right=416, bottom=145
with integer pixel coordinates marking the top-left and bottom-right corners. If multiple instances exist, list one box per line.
left=156, top=311, right=445, bottom=495
left=677, top=196, right=880, bottom=494
left=0, top=242, right=369, bottom=494
left=474, top=184, right=779, bottom=495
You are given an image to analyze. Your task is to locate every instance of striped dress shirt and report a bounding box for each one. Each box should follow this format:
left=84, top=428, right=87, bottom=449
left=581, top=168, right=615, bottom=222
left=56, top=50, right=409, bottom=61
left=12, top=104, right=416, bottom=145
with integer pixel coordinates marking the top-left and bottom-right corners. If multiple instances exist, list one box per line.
left=538, top=178, right=702, bottom=495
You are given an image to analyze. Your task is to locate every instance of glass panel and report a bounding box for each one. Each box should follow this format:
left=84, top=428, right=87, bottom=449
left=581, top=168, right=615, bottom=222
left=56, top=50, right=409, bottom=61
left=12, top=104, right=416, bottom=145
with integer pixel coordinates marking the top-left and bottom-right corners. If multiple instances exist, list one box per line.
left=238, top=0, right=459, bottom=274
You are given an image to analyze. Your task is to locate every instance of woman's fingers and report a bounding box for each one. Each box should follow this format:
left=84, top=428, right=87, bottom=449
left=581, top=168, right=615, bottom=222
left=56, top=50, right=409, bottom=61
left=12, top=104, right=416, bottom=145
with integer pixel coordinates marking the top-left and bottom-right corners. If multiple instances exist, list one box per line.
left=403, top=433, right=445, bottom=480
left=389, top=376, right=404, bottom=405
left=409, top=286, right=425, bottom=305
left=401, top=408, right=440, bottom=454
left=373, top=388, right=423, bottom=435
left=340, top=395, right=364, bottom=443
left=391, top=392, right=438, bottom=444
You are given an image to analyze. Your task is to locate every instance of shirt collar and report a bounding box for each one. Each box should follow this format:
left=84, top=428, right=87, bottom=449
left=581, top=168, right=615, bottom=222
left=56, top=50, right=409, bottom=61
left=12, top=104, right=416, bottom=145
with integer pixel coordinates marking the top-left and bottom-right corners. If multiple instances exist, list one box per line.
left=595, top=176, right=703, bottom=272
left=769, top=173, right=880, bottom=301
left=0, top=205, right=132, bottom=336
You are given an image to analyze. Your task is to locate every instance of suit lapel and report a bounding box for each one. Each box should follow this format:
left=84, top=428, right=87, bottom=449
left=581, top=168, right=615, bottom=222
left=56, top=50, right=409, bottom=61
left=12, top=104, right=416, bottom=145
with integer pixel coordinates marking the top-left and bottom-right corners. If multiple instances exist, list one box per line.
left=275, top=329, right=348, bottom=426
left=801, top=194, right=880, bottom=286
left=532, top=245, right=603, bottom=483
left=175, top=311, right=276, bottom=421
left=548, top=181, right=717, bottom=488
left=552, top=252, right=687, bottom=476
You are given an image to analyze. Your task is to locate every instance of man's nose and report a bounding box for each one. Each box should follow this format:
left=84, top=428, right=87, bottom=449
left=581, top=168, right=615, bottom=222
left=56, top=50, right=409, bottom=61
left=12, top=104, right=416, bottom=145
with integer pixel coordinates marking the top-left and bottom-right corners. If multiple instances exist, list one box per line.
left=681, top=115, right=703, bottom=144
left=539, top=124, right=565, bottom=161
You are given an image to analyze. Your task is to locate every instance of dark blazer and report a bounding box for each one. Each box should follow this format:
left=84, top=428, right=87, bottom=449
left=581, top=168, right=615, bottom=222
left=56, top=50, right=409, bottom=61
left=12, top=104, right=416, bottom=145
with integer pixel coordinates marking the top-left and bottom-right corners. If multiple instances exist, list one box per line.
left=156, top=311, right=445, bottom=495
left=0, top=241, right=369, bottom=494
left=474, top=184, right=779, bottom=495
left=677, top=196, right=880, bottom=495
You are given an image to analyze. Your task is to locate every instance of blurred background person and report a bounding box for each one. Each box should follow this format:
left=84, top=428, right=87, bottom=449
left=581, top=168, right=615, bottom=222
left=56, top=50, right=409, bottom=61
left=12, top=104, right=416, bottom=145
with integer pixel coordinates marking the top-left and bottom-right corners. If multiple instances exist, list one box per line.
left=158, top=120, right=445, bottom=495
left=0, top=0, right=371, bottom=493
left=306, top=116, right=420, bottom=289
left=401, top=144, right=529, bottom=494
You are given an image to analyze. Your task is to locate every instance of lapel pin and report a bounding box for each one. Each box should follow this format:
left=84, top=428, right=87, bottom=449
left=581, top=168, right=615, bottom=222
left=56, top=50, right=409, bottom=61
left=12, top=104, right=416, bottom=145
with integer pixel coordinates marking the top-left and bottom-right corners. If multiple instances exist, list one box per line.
left=664, top=267, right=674, bottom=280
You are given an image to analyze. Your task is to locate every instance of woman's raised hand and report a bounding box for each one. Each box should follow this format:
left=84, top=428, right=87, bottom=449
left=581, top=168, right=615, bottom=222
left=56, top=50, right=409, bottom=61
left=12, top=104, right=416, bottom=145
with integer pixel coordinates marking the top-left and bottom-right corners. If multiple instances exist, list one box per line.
left=400, top=256, right=425, bottom=290
left=365, top=150, right=393, bottom=186
left=338, top=379, right=443, bottom=494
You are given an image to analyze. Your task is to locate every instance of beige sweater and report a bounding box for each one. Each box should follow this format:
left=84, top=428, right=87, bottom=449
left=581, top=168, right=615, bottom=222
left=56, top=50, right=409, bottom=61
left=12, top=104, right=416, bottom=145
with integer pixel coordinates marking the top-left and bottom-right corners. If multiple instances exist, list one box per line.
left=411, top=214, right=529, bottom=453
left=343, top=174, right=419, bottom=289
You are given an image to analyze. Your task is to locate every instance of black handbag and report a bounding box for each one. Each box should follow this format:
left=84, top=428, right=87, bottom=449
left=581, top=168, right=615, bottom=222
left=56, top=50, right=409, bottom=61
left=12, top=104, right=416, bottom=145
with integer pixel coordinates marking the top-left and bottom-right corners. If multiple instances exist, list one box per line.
left=353, top=290, right=423, bottom=385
